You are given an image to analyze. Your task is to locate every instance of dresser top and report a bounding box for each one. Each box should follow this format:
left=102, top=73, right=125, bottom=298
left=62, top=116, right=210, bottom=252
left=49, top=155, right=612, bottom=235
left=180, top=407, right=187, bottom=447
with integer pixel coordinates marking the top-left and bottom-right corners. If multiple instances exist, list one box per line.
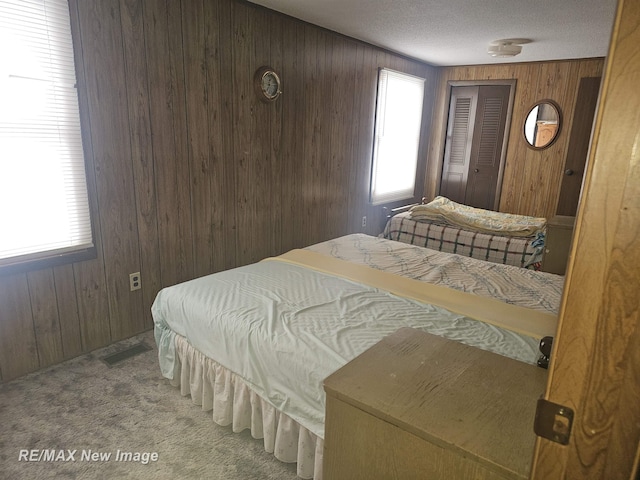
left=324, top=327, right=547, bottom=479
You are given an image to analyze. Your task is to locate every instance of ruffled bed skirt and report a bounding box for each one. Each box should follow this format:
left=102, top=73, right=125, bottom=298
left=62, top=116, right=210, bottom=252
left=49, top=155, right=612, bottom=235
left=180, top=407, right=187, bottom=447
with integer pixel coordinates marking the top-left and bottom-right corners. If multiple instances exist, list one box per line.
left=172, top=334, right=323, bottom=479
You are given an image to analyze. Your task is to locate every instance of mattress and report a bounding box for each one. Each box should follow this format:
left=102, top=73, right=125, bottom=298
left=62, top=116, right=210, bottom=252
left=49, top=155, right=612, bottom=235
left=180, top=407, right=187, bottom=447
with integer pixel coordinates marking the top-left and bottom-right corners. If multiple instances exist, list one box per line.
left=152, top=234, right=562, bottom=478
left=383, top=211, right=544, bottom=268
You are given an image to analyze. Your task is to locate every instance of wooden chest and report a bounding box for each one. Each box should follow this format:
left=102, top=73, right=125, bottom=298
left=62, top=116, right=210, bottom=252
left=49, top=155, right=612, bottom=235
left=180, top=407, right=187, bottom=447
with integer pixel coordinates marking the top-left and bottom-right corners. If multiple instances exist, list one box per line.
left=323, top=328, right=547, bottom=479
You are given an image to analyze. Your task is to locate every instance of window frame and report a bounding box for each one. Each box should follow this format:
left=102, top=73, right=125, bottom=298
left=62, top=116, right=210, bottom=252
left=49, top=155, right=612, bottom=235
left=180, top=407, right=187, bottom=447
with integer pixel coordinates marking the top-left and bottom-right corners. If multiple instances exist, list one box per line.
left=0, top=0, right=97, bottom=276
left=369, top=67, right=427, bottom=206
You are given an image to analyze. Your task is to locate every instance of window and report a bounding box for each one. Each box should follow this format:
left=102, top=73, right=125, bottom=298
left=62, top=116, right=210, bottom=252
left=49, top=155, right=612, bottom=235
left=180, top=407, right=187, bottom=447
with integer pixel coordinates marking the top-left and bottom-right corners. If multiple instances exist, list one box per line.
left=370, top=68, right=425, bottom=205
left=0, top=0, right=94, bottom=274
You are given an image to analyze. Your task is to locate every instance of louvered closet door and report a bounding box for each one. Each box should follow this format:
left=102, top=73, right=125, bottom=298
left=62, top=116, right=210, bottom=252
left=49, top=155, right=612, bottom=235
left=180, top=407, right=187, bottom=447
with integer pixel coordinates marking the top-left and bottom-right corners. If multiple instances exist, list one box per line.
left=440, top=86, right=478, bottom=203
left=440, top=85, right=510, bottom=210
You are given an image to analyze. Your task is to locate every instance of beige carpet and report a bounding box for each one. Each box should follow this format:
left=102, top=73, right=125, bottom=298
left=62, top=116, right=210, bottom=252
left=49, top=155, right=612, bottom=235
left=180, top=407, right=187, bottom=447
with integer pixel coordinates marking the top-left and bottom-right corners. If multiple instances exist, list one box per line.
left=0, top=330, right=299, bottom=479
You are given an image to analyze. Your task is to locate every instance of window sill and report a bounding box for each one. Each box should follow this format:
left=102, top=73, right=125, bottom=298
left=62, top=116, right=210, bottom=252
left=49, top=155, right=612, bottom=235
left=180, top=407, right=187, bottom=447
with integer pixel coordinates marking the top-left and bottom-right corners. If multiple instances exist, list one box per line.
left=0, top=245, right=97, bottom=276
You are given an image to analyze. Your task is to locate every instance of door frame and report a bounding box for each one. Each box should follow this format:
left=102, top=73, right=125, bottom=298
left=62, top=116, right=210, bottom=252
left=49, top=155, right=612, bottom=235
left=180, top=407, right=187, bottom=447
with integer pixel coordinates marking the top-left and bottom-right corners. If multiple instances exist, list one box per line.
left=435, top=79, right=516, bottom=210
left=530, top=0, right=640, bottom=477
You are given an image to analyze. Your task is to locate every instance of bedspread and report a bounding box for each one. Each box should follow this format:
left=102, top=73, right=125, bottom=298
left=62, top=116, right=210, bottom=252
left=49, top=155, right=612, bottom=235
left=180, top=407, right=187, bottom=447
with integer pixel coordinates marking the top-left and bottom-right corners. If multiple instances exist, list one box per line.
left=153, top=235, right=559, bottom=440
left=307, top=233, right=562, bottom=315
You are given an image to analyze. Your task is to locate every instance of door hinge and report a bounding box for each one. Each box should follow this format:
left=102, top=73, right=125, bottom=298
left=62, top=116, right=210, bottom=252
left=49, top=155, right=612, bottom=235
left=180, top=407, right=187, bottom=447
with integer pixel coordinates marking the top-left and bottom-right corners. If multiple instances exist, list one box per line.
left=534, top=398, right=574, bottom=445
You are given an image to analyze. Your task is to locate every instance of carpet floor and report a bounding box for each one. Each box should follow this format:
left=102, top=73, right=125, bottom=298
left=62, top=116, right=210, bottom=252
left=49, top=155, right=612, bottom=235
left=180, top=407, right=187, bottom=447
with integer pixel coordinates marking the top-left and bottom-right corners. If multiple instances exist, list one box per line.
left=0, top=330, right=300, bottom=480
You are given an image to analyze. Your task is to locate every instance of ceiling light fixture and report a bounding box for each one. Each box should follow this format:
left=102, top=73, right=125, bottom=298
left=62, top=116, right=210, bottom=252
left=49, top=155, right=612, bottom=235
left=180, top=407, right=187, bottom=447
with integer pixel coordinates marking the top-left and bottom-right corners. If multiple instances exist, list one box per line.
left=488, top=38, right=532, bottom=58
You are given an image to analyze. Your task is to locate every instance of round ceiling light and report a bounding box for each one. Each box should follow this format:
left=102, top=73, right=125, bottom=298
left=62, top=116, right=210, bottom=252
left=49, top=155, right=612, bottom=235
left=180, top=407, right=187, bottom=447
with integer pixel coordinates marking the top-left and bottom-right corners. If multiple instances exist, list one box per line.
left=488, top=38, right=532, bottom=58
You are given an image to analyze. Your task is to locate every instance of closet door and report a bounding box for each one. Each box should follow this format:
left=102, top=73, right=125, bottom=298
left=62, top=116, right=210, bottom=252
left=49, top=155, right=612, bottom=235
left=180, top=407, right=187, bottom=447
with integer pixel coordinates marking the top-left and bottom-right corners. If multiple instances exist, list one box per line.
left=440, top=85, right=511, bottom=210
left=464, top=85, right=510, bottom=210
left=440, top=86, right=478, bottom=203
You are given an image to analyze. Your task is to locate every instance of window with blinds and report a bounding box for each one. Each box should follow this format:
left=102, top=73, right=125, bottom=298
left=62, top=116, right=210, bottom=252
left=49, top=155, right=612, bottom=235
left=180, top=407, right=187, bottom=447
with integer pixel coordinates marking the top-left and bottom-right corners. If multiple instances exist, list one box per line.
left=369, top=68, right=425, bottom=205
left=0, top=0, right=94, bottom=273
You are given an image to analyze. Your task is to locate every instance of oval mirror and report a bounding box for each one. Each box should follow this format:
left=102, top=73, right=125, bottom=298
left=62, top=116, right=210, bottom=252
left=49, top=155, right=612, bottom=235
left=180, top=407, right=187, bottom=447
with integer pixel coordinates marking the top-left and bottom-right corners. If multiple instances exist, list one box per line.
left=523, top=100, right=561, bottom=149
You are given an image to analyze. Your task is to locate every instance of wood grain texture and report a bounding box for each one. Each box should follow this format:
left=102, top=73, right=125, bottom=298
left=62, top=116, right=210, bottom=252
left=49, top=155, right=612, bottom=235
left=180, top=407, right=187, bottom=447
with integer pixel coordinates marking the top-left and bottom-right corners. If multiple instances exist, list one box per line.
left=280, top=20, right=305, bottom=252
left=425, top=58, right=604, bottom=219
left=0, top=0, right=612, bottom=417
left=67, top=0, right=111, bottom=355
left=27, top=269, right=64, bottom=367
left=0, top=0, right=435, bottom=381
left=144, top=0, right=194, bottom=287
left=213, top=0, right=238, bottom=273
left=531, top=0, right=640, bottom=477
left=77, top=0, right=144, bottom=342
left=120, top=0, right=162, bottom=329
left=325, top=397, right=512, bottom=480
left=324, top=328, right=547, bottom=479
left=52, top=265, right=83, bottom=359
left=182, top=0, right=215, bottom=278
left=0, top=275, right=39, bottom=380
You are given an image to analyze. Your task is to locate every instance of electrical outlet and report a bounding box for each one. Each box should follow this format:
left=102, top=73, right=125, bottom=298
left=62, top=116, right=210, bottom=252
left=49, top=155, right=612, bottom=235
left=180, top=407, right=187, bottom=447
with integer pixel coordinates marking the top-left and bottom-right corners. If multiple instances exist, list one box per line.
left=129, top=272, right=141, bottom=291
left=362, top=216, right=367, bottom=228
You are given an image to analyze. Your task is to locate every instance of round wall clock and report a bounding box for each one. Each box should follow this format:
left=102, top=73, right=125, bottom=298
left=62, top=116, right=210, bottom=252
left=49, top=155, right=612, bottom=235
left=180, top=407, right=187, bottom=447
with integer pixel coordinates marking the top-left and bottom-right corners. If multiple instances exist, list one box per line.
left=254, top=66, right=282, bottom=102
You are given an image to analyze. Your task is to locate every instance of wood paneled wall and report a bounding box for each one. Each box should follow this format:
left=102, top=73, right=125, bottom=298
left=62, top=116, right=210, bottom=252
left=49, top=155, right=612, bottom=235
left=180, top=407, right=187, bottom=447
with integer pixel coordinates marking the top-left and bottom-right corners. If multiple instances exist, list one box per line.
left=0, top=0, right=436, bottom=381
left=0, top=0, right=607, bottom=382
left=425, top=58, right=605, bottom=218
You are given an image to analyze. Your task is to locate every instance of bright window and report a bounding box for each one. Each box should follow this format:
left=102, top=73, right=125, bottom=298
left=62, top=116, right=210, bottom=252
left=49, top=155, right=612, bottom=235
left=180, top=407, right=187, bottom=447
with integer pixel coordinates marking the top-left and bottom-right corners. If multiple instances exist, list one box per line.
left=370, top=68, right=425, bottom=205
left=0, top=0, right=94, bottom=273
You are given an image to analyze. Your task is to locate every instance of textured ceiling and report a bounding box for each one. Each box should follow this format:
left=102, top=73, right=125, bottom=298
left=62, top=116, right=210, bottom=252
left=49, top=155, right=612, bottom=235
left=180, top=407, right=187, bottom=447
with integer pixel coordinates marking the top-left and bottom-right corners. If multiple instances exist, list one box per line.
left=246, top=0, right=618, bottom=66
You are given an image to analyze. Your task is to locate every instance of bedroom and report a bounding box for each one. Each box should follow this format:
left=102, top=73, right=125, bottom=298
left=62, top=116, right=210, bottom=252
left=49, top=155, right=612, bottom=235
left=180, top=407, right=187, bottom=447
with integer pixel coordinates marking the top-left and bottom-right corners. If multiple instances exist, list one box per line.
left=0, top=0, right=638, bottom=478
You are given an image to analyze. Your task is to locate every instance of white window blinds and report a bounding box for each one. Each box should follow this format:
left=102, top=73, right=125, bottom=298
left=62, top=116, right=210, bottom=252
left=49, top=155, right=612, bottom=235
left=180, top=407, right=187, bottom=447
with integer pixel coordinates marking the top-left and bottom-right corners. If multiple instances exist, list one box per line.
left=0, top=0, right=93, bottom=266
left=370, top=68, right=425, bottom=205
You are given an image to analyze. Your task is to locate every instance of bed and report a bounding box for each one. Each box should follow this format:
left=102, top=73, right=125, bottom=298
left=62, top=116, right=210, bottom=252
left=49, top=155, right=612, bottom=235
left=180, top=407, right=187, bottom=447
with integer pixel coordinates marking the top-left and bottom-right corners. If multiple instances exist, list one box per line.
left=382, top=196, right=547, bottom=269
left=152, top=233, right=563, bottom=479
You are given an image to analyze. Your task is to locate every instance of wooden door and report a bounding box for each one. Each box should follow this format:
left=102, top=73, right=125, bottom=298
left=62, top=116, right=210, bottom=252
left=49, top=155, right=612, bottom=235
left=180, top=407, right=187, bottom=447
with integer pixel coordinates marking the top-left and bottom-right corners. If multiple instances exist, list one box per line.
left=465, top=85, right=510, bottom=210
left=440, top=85, right=510, bottom=210
left=530, top=0, right=640, bottom=478
left=440, top=86, right=478, bottom=203
left=556, top=76, right=602, bottom=216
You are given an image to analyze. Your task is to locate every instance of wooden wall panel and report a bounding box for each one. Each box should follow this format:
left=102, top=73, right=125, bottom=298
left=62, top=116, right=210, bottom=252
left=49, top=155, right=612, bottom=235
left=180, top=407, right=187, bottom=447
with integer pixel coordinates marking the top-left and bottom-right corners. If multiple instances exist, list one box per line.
left=119, top=0, right=161, bottom=328
left=280, top=21, right=306, bottom=253
left=327, top=38, right=355, bottom=240
left=3, top=0, right=598, bottom=383
left=27, top=269, right=64, bottom=367
left=52, top=265, right=83, bottom=359
left=211, top=0, right=238, bottom=273
left=268, top=13, right=285, bottom=260
left=231, top=2, right=256, bottom=265
left=144, top=0, right=194, bottom=287
left=76, top=0, right=145, bottom=342
left=0, top=275, right=38, bottom=380
left=183, top=0, right=215, bottom=278
left=425, top=58, right=604, bottom=219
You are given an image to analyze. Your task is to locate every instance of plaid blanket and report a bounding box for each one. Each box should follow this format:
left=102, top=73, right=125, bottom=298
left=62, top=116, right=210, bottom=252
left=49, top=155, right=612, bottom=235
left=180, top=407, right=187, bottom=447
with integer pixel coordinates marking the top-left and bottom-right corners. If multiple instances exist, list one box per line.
left=382, top=212, right=544, bottom=269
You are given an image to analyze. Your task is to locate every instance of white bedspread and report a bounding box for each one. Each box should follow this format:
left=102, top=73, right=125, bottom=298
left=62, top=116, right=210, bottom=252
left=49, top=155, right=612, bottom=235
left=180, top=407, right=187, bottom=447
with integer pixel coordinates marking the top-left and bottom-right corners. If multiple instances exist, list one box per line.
left=153, top=234, right=559, bottom=439
left=307, top=233, right=563, bottom=314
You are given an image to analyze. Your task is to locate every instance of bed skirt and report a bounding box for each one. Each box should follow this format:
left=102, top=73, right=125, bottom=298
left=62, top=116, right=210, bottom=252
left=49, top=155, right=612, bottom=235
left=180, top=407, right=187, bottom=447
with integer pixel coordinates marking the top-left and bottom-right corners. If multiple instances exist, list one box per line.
left=171, top=333, right=323, bottom=479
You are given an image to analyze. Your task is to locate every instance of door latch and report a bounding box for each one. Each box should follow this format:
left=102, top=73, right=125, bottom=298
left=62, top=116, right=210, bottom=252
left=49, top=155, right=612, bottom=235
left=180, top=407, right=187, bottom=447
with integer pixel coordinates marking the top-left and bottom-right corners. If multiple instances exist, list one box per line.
left=534, top=398, right=574, bottom=445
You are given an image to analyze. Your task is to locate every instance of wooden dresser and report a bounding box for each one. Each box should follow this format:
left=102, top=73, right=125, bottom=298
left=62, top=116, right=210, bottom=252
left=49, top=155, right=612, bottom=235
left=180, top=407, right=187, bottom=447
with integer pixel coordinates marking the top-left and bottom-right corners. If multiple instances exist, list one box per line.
left=323, top=328, right=547, bottom=480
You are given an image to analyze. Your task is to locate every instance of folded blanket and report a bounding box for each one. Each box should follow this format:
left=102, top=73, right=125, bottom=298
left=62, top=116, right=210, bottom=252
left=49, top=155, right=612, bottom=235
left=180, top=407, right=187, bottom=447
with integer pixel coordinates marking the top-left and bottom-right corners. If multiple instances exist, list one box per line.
left=410, top=196, right=546, bottom=237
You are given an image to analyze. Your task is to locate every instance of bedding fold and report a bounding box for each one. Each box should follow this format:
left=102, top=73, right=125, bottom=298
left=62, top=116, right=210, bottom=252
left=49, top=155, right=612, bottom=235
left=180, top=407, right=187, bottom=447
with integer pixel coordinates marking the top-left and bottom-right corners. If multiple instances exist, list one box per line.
left=266, top=249, right=557, bottom=340
left=410, top=196, right=546, bottom=237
